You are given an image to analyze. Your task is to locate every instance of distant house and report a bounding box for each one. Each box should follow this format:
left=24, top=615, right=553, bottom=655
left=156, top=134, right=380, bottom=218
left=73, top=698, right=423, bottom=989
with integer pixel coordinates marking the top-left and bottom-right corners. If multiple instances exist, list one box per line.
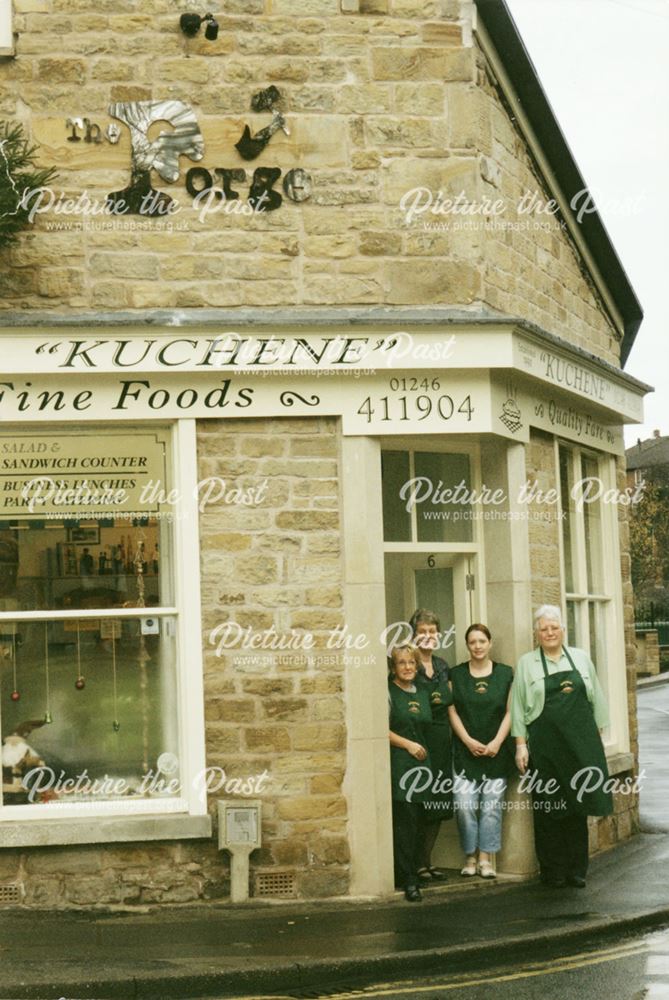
left=627, top=430, right=669, bottom=486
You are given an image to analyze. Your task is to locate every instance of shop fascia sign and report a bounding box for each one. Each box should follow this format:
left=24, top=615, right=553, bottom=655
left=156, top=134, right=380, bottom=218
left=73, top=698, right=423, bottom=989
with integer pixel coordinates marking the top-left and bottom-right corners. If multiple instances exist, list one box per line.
left=0, top=371, right=487, bottom=438
left=0, top=325, right=645, bottom=423
left=491, top=375, right=624, bottom=456
left=0, top=367, right=625, bottom=453
left=61, top=89, right=310, bottom=217
left=513, top=335, right=643, bottom=423
left=3, top=327, right=512, bottom=374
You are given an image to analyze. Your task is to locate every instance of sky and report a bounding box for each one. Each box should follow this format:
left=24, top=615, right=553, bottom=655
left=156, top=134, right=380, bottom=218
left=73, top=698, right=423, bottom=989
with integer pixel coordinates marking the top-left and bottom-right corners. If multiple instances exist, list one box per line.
left=506, top=0, right=669, bottom=446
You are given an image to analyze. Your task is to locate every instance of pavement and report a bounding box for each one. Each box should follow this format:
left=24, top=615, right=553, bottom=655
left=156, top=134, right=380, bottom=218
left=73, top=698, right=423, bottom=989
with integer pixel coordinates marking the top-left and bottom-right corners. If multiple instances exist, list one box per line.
left=1, top=675, right=668, bottom=1000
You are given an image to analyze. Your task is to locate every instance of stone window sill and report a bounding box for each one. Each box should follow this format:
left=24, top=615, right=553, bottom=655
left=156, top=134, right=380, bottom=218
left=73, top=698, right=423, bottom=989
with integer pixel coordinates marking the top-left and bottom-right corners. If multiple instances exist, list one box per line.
left=0, top=813, right=212, bottom=849
left=607, top=752, right=635, bottom=776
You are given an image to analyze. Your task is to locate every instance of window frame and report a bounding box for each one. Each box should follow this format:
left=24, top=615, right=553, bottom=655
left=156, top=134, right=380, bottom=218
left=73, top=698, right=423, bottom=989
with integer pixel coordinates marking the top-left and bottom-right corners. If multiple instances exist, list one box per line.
left=380, top=437, right=487, bottom=663
left=0, top=419, right=208, bottom=826
left=555, top=439, right=630, bottom=757
left=0, top=0, right=13, bottom=57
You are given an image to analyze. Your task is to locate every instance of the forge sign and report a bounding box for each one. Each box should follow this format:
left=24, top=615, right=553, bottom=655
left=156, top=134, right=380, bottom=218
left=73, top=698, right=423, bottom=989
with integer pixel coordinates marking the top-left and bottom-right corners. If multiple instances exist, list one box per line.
left=67, top=88, right=311, bottom=217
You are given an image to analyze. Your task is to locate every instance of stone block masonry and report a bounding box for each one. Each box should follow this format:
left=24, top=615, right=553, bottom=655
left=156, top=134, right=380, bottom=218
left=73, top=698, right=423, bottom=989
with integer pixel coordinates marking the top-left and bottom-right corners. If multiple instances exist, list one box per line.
left=198, top=416, right=350, bottom=898
left=0, top=0, right=621, bottom=366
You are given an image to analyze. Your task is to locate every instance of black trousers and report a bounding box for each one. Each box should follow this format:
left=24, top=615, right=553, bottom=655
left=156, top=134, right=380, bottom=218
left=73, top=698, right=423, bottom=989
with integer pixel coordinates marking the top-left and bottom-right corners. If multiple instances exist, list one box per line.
left=532, top=802, right=589, bottom=879
left=392, top=799, right=421, bottom=887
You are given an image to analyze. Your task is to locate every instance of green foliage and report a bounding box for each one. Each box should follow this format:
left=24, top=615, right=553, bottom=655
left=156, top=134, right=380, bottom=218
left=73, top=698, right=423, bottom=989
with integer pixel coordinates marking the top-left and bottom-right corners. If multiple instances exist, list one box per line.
left=0, top=120, right=57, bottom=249
left=629, top=466, right=669, bottom=610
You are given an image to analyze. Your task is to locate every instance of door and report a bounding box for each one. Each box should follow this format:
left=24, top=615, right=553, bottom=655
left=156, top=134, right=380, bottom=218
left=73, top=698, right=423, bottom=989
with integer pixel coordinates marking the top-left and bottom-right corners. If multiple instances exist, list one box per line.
left=383, top=551, right=478, bottom=665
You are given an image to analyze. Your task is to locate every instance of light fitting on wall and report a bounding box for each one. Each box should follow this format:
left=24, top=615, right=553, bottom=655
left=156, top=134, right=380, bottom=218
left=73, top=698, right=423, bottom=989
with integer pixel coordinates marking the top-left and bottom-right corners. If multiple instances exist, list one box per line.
left=179, top=12, right=219, bottom=41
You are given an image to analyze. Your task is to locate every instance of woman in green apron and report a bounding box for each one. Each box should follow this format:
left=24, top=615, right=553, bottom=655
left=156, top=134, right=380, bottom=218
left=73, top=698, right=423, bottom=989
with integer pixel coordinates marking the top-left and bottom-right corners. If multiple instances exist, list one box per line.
left=388, top=642, right=434, bottom=902
left=448, top=624, right=514, bottom=878
left=411, top=608, right=453, bottom=882
left=511, top=604, right=612, bottom=888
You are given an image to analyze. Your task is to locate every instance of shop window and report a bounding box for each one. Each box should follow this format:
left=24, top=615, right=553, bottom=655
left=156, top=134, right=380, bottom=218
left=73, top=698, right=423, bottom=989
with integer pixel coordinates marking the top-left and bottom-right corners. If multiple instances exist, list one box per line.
left=559, top=444, right=609, bottom=701
left=0, top=425, right=204, bottom=822
left=381, top=450, right=473, bottom=544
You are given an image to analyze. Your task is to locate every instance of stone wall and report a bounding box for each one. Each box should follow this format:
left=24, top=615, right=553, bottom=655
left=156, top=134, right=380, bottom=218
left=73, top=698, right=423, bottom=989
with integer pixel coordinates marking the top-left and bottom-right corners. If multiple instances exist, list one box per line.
left=635, top=631, right=660, bottom=676
left=197, top=415, right=350, bottom=898
left=0, top=842, right=220, bottom=907
left=0, top=0, right=622, bottom=365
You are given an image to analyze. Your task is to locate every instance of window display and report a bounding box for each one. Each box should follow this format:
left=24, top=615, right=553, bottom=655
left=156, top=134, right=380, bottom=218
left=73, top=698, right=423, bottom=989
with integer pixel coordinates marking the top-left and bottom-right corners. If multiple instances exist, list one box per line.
left=0, top=428, right=183, bottom=814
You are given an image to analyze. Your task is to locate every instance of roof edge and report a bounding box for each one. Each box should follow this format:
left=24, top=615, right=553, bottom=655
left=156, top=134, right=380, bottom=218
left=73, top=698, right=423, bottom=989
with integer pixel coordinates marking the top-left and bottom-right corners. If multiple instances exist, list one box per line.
left=473, top=0, right=644, bottom=366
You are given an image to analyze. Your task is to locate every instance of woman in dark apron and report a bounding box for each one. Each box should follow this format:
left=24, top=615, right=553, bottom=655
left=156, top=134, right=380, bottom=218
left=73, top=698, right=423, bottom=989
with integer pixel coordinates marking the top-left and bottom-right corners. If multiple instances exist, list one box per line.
left=410, top=608, right=453, bottom=882
left=388, top=642, right=435, bottom=902
left=511, top=605, right=612, bottom=887
left=449, top=623, right=514, bottom=879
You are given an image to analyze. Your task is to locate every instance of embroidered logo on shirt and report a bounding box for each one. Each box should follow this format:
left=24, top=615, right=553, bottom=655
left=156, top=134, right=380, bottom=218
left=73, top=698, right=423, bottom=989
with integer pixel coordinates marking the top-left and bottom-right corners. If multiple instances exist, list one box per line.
left=560, top=679, right=575, bottom=694
left=431, top=691, right=443, bottom=705
left=408, top=701, right=421, bottom=714
left=474, top=681, right=489, bottom=695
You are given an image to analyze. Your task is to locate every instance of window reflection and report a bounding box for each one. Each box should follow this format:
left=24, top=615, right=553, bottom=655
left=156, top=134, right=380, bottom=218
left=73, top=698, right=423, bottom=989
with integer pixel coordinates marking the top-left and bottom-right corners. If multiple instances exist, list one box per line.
left=0, top=518, right=164, bottom=613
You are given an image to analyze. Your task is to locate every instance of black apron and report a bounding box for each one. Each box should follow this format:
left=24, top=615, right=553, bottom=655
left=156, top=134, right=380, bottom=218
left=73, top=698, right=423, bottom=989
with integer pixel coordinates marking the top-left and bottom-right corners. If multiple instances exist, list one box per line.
left=451, top=662, right=515, bottom=781
left=418, top=676, right=453, bottom=820
left=528, top=647, right=612, bottom=817
left=389, top=682, right=434, bottom=803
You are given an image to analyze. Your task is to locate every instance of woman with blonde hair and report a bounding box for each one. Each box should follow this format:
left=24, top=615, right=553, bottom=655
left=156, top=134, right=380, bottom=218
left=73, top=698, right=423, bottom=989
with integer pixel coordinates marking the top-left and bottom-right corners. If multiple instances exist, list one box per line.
left=388, top=642, right=443, bottom=901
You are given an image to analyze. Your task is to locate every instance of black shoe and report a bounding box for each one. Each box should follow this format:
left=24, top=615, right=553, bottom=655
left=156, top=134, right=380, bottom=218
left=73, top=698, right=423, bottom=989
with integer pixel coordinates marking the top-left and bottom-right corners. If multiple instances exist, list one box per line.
left=427, top=866, right=448, bottom=881
left=566, top=875, right=586, bottom=888
left=404, top=884, right=423, bottom=902
left=540, top=875, right=566, bottom=888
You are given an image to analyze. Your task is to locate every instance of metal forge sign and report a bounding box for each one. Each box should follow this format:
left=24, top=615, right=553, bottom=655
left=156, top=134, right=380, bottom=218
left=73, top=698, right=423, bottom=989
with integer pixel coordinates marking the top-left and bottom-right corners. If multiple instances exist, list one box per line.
left=65, top=87, right=312, bottom=217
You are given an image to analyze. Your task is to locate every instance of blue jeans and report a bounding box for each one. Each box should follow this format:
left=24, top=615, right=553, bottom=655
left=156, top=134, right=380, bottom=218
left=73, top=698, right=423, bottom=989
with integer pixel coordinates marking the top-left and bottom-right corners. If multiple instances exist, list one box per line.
left=453, top=772, right=507, bottom=855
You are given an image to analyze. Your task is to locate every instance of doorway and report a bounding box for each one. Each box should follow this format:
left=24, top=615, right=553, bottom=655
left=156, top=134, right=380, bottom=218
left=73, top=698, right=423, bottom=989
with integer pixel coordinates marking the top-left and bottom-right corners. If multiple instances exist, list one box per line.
left=383, top=551, right=478, bottom=665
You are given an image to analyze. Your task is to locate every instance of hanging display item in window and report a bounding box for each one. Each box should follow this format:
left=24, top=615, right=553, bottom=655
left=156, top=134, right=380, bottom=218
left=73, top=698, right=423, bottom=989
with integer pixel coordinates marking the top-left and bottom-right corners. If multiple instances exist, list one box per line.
left=74, top=620, right=86, bottom=690
left=111, top=631, right=120, bottom=733
left=7, top=629, right=20, bottom=701
left=134, top=538, right=146, bottom=607
left=42, top=622, right=52, bottom=725
left=133, top=530, right=151, bottom=774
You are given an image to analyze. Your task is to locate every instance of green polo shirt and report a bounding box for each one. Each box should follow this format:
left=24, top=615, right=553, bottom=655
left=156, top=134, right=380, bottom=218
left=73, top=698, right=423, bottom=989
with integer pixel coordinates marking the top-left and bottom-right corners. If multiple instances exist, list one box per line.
left=511, top=645, right=609, bottom=740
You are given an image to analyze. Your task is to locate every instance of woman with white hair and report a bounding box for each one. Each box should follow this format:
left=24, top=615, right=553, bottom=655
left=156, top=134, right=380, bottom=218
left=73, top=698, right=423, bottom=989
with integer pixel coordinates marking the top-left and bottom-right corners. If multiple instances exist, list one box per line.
left=511, top=605, right=612, bottom=888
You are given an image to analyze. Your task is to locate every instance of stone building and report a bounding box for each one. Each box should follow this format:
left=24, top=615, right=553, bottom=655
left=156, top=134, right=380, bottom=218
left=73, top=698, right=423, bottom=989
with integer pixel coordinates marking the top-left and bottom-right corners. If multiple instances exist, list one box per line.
left=0, top=0, right=649, bottom=906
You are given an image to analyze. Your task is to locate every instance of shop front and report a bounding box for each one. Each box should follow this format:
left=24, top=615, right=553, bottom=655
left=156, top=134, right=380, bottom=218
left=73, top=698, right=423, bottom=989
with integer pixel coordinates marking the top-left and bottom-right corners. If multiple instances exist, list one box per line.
left=0, top=314, right=647, bottom=903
